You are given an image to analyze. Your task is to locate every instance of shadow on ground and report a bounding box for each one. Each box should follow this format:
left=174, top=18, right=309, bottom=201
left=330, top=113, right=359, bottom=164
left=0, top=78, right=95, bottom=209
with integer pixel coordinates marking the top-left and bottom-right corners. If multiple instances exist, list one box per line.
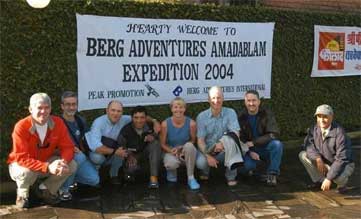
left=1, top=137, right=360, bottom=219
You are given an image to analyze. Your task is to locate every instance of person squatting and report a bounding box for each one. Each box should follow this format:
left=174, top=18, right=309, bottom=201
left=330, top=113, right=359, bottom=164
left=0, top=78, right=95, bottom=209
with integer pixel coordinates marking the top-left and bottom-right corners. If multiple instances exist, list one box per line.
left=8, top=87, right=354, bottom=208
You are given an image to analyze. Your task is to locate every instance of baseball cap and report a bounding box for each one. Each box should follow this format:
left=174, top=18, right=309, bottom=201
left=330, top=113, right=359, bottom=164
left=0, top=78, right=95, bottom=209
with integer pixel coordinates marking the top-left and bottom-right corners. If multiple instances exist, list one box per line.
left=314, top=104, right=334, bottom=116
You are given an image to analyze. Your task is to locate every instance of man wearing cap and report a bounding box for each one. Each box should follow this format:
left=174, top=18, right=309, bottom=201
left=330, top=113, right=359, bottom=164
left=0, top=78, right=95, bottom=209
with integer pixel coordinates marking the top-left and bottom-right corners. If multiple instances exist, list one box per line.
left=299, top=104, right=354, bottom=193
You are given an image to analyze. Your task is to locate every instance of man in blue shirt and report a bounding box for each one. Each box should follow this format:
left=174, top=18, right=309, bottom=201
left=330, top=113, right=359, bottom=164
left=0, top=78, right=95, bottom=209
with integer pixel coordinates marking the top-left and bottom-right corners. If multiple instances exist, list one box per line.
left=86, top=100, right=131, bottom=185
left=196, top=86, right=247, bottom=186
left=58, top=91, right=99, bottom=200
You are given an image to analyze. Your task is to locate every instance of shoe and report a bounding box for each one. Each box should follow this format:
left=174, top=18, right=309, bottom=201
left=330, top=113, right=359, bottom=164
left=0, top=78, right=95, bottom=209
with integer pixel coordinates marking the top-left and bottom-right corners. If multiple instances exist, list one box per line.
left=16, top=196, right=30, bottom=208
left=148, top=181, right=159, bottom=189
left=266, top=174, right=277, bottom=186
left=166, top=169, right=177, bottom=182
left=306, top=182, right=322, bottom=190
left=199, top=175, right=209, bottom=181
left=227, top=180, right=238, bottom=187
left=255, top=174, right=268, bottom=183
left=59, top=190, right=72, bottom=201
left=124, top=174, right=136, bottom=183
left=230, top=162, right=243, bottom=170
left=110, top=176, right=122, bottom=185
left=148, top=176, right=159, bottom=189
left=69, top=182, right=78, bottom=191
left=337, top=186, right=348, bottom=194
left=188, top=179, right=200, bottom=190
left=35, top=187, right=60, bottom=205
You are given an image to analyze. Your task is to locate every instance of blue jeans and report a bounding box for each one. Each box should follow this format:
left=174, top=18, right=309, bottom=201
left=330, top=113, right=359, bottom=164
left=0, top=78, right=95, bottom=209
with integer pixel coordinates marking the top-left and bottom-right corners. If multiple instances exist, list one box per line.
left=239, top=140, right=283, bottom=175
left=196, top=151, right=238, bottom=181
left=238, top=152, right=258, bottom=175
left=61, top=152, right=99, bottom=192
left=89, top=152, right=123, bottom=177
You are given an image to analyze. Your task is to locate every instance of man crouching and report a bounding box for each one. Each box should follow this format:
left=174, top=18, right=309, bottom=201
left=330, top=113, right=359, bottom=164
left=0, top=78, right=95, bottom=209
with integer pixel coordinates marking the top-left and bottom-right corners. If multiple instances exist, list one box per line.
left=7, top=93, right=77, bottom=208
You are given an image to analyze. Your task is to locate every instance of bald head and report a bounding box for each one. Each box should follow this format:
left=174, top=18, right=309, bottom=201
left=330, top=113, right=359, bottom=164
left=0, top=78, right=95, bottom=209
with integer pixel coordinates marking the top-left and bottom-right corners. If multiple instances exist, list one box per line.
left=106, top=100, right=123, bottom=124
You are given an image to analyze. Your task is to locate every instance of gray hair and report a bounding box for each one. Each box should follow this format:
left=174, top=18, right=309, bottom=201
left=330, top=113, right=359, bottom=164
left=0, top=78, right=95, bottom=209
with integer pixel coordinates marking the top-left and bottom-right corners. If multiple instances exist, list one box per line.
left=61, top=91, right=77, bottom=103
left=107, top=100, right=123, bottom=109
left=208, top=86, right=223, bottom=98
left=29, top=92, right=51, bottom=108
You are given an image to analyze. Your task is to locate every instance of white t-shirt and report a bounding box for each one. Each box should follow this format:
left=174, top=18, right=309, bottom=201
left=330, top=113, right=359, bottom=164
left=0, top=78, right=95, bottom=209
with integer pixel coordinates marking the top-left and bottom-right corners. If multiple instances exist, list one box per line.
left=35, top=123, right=48, bottom=144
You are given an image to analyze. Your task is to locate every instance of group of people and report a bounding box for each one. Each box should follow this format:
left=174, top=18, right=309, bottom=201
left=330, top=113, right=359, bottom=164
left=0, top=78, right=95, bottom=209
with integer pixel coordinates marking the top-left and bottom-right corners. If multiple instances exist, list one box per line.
left=7, top=86, right=354, bottom=209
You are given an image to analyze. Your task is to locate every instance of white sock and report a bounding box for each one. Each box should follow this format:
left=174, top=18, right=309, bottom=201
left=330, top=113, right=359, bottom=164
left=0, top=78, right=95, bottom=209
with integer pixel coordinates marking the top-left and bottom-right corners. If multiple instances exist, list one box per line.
left=188, top=175, right=195, bottom=180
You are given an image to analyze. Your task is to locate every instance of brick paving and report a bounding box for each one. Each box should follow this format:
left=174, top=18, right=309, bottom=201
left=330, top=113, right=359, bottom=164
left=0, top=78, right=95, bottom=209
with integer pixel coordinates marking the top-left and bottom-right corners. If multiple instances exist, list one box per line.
left=1, top=139, right=360, bottom=219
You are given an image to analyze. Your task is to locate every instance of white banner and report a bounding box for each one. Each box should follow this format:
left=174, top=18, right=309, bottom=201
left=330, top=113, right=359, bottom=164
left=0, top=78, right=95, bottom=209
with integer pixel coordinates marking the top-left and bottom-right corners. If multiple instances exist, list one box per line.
left=311, top=25, right=361, bottom=77
left=76, top=14, right=274, bottom=110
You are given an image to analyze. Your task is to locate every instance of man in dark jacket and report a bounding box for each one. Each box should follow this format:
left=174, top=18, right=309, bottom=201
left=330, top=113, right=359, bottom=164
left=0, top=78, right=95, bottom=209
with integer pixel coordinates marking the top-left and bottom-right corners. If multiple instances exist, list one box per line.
left=117, top=106, right=161, bottom=189
left=238, top=90, right=283, bottom=186
left=299, top=104, right=354, bottom=193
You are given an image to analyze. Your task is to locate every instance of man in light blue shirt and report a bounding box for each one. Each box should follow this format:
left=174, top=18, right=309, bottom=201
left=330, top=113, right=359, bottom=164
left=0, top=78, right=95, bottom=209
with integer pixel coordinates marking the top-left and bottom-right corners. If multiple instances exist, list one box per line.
left=86, top=100, right=131, bottom=185
left=196, top=86, right=243, bottom=186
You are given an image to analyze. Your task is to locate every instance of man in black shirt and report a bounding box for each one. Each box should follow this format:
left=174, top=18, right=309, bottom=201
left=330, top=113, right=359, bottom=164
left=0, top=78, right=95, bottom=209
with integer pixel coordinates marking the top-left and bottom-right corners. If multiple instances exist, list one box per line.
left=117, top=106, right=161, bottom=188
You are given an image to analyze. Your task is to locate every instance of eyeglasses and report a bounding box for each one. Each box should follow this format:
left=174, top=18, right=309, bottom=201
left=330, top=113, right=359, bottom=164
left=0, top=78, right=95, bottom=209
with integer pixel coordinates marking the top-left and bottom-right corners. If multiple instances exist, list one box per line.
left=63, top=103, right=77, bottom=107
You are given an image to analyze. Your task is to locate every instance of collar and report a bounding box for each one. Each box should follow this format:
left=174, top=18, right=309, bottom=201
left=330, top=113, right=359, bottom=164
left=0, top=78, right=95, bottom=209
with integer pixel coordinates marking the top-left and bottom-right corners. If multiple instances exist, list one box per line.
left=321, top=126, right=331, bottom=134
left=29, top=116, right=55, bottom=134
left=208, top=107, right=224, bottom=118
left=131, top=122, right=149, bottom=132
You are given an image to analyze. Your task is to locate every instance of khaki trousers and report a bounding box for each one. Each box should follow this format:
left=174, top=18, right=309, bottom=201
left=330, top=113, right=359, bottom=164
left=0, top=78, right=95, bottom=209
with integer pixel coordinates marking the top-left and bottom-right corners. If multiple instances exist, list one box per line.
left=298, top=151, right=354, bottom=187
left=9, top=156, right=77, bottom=198
left=163, top=142, right=197, bottom=177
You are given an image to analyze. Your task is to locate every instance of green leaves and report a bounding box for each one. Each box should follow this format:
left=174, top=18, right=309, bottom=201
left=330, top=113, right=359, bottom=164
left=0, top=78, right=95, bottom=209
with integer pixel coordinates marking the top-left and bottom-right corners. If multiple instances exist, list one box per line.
left=1, top=0, right=360, bottom=178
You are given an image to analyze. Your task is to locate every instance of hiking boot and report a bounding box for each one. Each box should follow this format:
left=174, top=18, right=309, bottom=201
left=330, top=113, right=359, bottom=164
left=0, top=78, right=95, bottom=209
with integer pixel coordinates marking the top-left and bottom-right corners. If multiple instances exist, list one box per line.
left=166, top=169, right=177, bottom=183
left=16, top=196, right=30, bottom=208
left=266, top=174, right=277, bottom=186
left=69, top=182, right=78, bottom=191
left=337, top=186, right=348, bottom=194
left=59, top=190, right=72, bottom=201
left=35, top=187, right=60, bottom=205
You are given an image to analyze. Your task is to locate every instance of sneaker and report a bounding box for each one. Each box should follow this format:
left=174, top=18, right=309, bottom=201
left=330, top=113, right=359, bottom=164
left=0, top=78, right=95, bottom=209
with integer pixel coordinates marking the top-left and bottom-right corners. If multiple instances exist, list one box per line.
left=59, top=190, right=72, bottom=201
left=35, top=188, right=60, bottom=205
left=110, top=176, right=122, bottom=185
left=227, top=180, right=238, bottom=187
left=188, top=179, right=200, bottom=190
left=148, top=176, right=159, bottom=189
left=306, top=182, right=322, bottom=190
left=69, top=182, right=78, bottom=191
left=337, top=186, right=348, bottom=194
left=166, top=169, right=177, bottom=182
left=16, top=196, right=30, bottom=208
left=266, top=174, right=277, bottom=186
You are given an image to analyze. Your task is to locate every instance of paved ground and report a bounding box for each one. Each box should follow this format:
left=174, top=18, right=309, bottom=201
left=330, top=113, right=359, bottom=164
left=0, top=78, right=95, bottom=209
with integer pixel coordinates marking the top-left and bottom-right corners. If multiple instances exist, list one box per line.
left=1, top=136, right=360, bottom=219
